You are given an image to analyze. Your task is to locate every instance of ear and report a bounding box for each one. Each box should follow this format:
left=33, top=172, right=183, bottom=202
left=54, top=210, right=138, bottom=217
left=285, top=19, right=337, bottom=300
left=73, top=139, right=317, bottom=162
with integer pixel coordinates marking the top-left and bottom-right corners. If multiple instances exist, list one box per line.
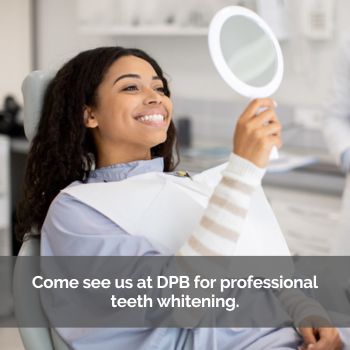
left=84, top=106, right=98, bottom=128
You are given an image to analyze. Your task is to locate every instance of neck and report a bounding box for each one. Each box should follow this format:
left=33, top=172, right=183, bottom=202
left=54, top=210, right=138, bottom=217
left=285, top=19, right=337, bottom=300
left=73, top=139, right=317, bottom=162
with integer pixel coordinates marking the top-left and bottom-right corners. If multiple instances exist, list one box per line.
left=95, top=145, right=152, bottom=169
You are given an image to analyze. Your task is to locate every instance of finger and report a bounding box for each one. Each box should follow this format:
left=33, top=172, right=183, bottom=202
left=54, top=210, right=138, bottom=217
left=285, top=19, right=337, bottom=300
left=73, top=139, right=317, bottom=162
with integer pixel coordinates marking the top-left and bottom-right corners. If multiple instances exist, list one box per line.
left=240, top=98, right=277, bottom=121
left=249, top=108, right=279, bottom=127
left=260, top=135, right=282, bottom=151
left=257, top=122, right=282, bottom=137
left=312, top=338, right=331, bottom=350
left=312, top=329, right=342, bottom=350
left=300, top=328, right=318, bottom=348
left=311, top=334, right=333, bottom=349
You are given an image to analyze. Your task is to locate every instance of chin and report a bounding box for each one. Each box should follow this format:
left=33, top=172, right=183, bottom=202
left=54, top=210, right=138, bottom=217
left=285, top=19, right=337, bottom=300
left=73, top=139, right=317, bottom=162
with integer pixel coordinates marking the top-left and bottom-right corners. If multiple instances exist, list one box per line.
left=150, top=134, right=167, bottom=147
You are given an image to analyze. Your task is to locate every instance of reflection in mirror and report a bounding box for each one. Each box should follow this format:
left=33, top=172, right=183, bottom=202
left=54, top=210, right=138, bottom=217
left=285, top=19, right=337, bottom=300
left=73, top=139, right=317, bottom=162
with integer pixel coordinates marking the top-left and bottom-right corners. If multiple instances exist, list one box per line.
left=220, top=15, right=277, bottom=87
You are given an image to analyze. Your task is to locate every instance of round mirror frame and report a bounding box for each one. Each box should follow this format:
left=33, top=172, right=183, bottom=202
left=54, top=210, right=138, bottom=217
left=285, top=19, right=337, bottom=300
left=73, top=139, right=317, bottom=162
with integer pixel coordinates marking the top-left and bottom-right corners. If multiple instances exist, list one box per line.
left=208, top=6, right=284, bottom=99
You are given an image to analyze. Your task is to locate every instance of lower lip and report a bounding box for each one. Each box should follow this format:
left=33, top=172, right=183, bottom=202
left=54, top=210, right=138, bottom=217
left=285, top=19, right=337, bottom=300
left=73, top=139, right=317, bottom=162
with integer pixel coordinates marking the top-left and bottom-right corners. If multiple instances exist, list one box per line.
left=134, top=119, right=167, bottom=127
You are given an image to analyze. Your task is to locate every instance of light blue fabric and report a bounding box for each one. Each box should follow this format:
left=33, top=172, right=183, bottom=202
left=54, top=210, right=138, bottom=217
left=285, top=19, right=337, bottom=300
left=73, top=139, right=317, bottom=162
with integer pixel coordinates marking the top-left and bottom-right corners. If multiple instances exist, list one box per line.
left=86, top=157, right=165, bottom=183
left=41, top=158, right=350, bottom=350
left=341, top=148, right=350, bottom=173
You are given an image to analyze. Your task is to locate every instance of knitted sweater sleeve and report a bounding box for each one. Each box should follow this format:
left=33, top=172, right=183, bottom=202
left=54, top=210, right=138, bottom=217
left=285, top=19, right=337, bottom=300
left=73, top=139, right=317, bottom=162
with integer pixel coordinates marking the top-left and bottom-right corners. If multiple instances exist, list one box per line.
left=177, top=152, right=265, bottom=257
left=175, top=152, right=331, bottom=327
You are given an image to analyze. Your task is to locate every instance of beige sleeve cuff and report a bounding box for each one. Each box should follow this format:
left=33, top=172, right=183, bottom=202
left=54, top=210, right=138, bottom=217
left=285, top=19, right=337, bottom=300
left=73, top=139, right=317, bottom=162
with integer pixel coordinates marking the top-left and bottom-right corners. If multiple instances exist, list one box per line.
left=222, top=153, right=266, bottom=186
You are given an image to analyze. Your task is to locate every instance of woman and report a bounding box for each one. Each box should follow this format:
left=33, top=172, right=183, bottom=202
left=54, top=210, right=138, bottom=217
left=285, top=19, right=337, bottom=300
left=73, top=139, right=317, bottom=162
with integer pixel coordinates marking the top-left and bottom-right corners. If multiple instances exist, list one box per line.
left=16, top=47, right=342, bottom=349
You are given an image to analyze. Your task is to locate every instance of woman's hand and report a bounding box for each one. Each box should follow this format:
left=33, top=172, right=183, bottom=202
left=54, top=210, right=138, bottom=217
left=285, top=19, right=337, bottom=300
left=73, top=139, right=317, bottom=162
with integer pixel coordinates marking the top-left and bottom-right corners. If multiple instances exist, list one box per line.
left=298, top=327, right=342, bottom=350
left=233, top=98, right=282, bottom=168
left=297, top=315, right=342, bottom=350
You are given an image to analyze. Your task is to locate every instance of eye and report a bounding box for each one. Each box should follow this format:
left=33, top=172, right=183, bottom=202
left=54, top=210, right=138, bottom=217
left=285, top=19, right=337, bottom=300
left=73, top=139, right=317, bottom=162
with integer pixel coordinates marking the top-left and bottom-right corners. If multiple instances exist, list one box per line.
left=155, top=87, right=165, bottom=94
left=123, top=85, right=137, bottom=91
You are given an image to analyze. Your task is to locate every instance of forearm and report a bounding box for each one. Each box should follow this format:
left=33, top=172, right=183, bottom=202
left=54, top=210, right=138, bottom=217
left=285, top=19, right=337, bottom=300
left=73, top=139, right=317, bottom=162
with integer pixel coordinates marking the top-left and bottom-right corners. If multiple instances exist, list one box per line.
left=323, top=112, right=350, bottom=165
left=340, top=148, right=350, bottom=173
left=171, top=153, right=265, bottom=326
left=177, top=152, right=265, bottom=257
left=274, top=288, right=331, bottom=327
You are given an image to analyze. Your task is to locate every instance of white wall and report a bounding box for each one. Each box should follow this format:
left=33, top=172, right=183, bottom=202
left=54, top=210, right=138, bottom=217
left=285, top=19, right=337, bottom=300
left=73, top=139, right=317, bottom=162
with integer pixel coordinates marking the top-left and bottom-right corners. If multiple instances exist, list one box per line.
left=276, top=0, right=350, bottom=108
left=0, top=0, right=32, bottom=105
left=36, top=0, right=80, bottom=70
left=36, top=0, right=350, bottom=108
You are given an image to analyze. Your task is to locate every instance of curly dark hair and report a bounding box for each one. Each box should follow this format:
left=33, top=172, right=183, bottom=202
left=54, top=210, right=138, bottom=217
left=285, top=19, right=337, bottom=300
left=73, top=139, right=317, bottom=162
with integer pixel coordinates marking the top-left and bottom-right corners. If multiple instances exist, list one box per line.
left=15, top=47, right=179, bottom=242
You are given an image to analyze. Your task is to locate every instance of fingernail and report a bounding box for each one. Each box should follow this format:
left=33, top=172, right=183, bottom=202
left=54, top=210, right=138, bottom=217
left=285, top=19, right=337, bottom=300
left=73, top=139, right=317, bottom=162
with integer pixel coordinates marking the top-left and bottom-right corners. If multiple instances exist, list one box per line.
left=273, top=100, right=278, bottom=107
left=298, top=347, right=303, bottom=350
left=307, top=344, right=314, bottom=349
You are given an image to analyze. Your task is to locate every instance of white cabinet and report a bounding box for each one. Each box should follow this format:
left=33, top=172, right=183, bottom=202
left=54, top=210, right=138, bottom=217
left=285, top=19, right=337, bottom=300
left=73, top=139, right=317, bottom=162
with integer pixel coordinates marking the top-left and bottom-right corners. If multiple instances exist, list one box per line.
left=263, top=186, right=341, bottom=256
left=76, top=0, right=218, bottom=37
left=78, top=25, right=208, bottom=36
left=0, top=135, right=11, bottom=256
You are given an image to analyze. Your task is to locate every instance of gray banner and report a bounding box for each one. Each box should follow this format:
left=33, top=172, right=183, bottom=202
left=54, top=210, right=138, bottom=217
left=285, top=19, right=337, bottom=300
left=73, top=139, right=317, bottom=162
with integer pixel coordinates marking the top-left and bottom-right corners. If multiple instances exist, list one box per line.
left=2, top=256, right=350, bottom=328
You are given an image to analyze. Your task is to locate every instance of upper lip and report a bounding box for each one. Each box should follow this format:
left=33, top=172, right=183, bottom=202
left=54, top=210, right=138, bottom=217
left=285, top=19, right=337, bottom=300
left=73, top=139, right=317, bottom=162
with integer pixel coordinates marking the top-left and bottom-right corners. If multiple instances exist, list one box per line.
left=133, top=108, right=167, bottom=119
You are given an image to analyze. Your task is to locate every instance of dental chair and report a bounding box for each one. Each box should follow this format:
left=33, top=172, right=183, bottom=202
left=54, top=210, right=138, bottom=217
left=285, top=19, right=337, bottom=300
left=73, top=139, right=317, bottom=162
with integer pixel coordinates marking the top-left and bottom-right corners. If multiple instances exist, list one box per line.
left=13, top=70, right=350, bottom=350
left=13, top=70, right=71, bottom=350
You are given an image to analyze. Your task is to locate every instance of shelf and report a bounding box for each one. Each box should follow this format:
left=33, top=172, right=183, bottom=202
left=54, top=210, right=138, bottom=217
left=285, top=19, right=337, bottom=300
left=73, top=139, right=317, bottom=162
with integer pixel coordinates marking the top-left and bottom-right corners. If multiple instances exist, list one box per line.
left=78, top=25, right=208, bottom=36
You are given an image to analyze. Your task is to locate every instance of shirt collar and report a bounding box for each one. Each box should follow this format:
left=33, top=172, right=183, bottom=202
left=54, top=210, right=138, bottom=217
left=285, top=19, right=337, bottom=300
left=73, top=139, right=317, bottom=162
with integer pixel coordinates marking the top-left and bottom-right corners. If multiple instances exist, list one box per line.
left=86, top=157, right=164, bottom=183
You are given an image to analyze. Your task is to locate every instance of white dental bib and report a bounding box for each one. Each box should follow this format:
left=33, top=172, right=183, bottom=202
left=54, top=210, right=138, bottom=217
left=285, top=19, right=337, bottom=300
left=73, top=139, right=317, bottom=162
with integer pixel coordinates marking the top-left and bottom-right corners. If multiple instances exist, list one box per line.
left=62, top=163, right=291, bottom=259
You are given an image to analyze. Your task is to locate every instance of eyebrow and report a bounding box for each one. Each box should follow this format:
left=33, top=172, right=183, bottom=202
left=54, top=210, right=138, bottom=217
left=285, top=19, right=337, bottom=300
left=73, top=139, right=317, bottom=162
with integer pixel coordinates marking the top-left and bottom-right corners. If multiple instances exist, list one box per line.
left=113, top=74, right=162, bottom=85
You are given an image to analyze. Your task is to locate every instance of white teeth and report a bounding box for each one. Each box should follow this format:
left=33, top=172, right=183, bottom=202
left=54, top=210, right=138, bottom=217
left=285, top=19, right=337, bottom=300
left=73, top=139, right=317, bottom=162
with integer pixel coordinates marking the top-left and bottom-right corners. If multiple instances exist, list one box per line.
left=136, top=114, right=165, bottom=122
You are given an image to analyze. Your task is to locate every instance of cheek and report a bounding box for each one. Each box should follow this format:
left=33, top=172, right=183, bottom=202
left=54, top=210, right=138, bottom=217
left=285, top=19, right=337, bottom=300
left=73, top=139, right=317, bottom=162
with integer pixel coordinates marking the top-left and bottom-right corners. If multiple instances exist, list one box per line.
left=115, top=95, right=145, bottom=122
left=164, top=98, right=173, bottom=119
left=102, top=96, right=136, bottom=125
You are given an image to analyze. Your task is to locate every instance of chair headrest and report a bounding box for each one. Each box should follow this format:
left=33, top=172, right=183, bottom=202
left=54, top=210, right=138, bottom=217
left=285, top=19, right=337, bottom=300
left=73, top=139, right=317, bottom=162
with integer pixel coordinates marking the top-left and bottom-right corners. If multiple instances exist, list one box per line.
left=21, top=70, right=56, bottom=142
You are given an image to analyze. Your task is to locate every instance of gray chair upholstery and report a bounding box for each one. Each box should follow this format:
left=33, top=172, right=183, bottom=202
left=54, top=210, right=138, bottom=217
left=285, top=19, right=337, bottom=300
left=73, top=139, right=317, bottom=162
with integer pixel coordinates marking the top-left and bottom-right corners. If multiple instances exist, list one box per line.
left=13, top=70, right=70, bottom=350
left=13, top=236, right=54, bottom=350
left=13, top=235, right=70, bottom=350
left=21, top=70, right=56, bottom=142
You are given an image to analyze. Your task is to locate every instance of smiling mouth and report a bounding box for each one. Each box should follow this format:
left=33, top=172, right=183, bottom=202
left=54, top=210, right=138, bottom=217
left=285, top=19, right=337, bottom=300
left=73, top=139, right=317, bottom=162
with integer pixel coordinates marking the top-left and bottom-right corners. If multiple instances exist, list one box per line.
left=134, top=114, right=165, bottom=122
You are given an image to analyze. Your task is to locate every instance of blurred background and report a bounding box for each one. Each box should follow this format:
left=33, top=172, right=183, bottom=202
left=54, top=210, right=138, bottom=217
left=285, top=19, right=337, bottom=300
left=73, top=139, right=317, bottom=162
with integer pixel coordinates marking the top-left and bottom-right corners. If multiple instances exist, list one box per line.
left=1, top=0, right=349, bottom=255
left=1, top=0, right=350, bottom=348
left=1, top=0, right=349, bottom=258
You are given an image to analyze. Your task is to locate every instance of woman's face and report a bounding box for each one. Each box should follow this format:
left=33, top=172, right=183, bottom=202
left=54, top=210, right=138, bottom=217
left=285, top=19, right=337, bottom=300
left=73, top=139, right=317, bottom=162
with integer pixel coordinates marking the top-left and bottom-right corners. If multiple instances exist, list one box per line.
left=86, top=55, right=172, bottom=158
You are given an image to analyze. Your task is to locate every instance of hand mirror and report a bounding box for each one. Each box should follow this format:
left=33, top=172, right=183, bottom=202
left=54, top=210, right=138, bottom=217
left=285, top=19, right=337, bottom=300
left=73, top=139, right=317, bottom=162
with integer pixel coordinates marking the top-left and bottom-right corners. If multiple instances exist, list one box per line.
left=208, top=6, right=284, bottom=159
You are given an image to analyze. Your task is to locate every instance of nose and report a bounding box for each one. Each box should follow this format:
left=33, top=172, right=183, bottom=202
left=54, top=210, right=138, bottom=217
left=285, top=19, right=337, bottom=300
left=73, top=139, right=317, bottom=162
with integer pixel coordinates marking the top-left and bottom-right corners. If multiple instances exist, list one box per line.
left=144, top=88, right=162, bottom=105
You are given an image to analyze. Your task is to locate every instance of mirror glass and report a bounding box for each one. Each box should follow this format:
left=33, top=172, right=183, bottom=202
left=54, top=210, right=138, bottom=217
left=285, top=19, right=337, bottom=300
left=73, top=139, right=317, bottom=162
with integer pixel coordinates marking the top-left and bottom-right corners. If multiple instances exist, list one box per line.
left=220, top=15, right=277, bottom=88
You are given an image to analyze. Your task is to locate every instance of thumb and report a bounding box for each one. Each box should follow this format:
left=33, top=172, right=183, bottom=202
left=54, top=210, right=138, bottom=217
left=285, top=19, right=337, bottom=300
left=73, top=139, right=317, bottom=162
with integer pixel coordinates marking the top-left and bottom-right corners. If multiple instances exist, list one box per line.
left=300, top=328, right=317, bottom=347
